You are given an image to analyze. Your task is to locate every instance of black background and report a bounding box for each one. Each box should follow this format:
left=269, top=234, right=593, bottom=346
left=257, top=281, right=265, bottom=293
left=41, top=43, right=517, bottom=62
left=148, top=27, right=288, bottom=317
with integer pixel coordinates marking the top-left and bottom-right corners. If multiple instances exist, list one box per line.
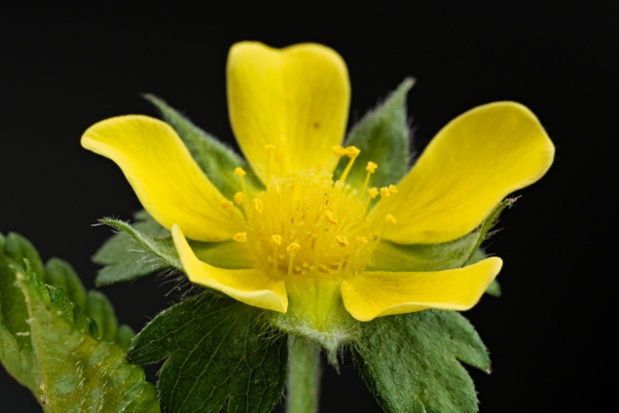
left=1, top=1, right=615, bottom=411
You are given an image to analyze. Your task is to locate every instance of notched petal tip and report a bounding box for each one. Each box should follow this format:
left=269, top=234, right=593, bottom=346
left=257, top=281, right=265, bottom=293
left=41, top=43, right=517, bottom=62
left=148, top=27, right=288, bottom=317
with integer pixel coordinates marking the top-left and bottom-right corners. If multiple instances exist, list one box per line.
left=227, top=41, right=350, bottom=181
left=341, top=257, right=503, bottom=322
left=81, top=115, right=244, bottom=242
left=379, top=101, right=555, bottom=245
left=172, top=225, right=288, bottom=313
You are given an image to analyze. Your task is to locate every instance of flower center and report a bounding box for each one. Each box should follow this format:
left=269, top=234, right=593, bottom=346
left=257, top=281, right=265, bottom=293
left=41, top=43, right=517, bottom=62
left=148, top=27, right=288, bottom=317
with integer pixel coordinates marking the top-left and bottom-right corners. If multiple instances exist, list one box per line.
left=229, top=146, right=397, bottom=280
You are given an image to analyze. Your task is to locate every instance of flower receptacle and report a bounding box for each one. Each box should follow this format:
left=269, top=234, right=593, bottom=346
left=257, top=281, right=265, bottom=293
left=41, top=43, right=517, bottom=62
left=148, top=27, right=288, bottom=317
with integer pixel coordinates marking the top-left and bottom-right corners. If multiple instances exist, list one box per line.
left=267, top=275, right=360, bottom=360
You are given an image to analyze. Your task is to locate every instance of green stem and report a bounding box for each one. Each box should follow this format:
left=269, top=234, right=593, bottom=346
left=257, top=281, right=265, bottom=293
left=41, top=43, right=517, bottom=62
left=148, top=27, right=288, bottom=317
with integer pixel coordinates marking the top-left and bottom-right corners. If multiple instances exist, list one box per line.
left=286, top=335, right=321, bottom=413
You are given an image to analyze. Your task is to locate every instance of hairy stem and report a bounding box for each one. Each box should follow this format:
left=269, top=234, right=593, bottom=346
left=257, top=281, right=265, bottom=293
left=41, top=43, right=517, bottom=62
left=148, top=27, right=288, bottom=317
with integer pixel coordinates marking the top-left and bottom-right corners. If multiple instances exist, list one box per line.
left=286, top=336, right=321, bottom=413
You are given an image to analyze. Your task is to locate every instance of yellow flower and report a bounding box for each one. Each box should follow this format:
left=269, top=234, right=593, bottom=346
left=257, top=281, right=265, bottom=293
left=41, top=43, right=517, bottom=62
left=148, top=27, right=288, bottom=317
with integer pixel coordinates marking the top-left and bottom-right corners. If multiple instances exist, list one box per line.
left=82, top=42, right=554, bottom=347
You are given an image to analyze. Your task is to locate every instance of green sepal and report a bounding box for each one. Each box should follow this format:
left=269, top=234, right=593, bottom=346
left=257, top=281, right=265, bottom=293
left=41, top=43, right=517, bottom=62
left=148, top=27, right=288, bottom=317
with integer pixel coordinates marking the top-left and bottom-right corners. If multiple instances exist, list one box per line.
left=369, top=198, right=512, bottom=276
left=354, top=310, right=490, bottom=413
left=369, top=230, right=481, bottom=272
left=484, top=279, right=501, bottom=297
left=145, top=94, right=263, bottom=197
left=95, top=211, right=257, bottom=286
left=129, top=293, right=287, bottom=413
left=466, top=249, right=501, bottom=297
left=96, top=216, right=182, bottom=284
left=0, top=236, right=159, bottom=412
left=93, top=210, right=173, bottom=286
left=335, top=78, right=413, bottom=190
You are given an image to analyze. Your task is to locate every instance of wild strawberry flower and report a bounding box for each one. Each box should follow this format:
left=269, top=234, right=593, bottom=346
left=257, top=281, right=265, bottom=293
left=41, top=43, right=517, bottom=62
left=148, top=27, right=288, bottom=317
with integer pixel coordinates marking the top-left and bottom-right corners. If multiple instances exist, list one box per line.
left=82, top=42, right=554, bottom=348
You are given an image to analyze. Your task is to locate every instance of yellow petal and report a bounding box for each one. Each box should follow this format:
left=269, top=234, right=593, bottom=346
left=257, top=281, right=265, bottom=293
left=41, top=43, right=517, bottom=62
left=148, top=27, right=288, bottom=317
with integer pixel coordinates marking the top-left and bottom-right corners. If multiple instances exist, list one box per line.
left=227, top=42, right=350, bottom=181
left=172, top=225, right=288, bottom=313
left=341, top=257, right=502, bottom=322
left=377, top=102, right=555, bottom=244
left=82, top=115, right=245, bottom=242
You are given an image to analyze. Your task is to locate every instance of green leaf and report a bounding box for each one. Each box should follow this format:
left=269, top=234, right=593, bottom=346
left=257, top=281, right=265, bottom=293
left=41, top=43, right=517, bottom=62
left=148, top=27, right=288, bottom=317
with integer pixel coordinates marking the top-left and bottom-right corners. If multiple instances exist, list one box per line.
left=0, top=236, right=159, bottom=412
left=335, top=78, right=413, bottom=190
left=354, top=310, right=490, bottom=413
left=129, top=293, right=287, bottom=413
left=145, top=94, right=263, bottom=197
left=0, top=236, right=32, bottom=349
left=2, top=232, right=45, bottom=284
left=45, top=258, right=88, bottom=309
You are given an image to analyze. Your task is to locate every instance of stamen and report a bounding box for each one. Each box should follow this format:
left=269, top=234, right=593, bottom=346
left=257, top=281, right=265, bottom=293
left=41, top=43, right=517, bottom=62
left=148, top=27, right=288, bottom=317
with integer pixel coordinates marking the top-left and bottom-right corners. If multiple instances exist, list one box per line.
left=335, top=235, right=349, bottom=273
left=361, top=161, right=378, bottom=200
left=384, top=214, right=397, bottom=225
left=364, top=187, right=380, bottom=212
left=373, top=214, right=397, bottom=248
left=233, top=192, right=245, bottom=206
left=233, top=232, right=247, bottom=242
left=271, top=234, right=282, bottom=271
left=380, top=187, right=391, bottom=198
left=388, top=184, right=398, bottom=194
left=221, top=200, right=234, bottom=209
left=338, top=146, right=361, bottom=183
left=252, top=198, right=264, bottom=214
left=234, top=167, right=250, bottom=215
left=286, top=242, right=301, bottom=277
left=332, top=145, right=346, bottom=157
left=324, top=210, right=338, bottom=225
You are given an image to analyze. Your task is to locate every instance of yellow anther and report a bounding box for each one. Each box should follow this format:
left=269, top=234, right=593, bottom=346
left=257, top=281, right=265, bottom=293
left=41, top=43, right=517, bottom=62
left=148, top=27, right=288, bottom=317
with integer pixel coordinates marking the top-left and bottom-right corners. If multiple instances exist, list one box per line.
left=357, top=236, right=369, bottom=245
left=336, top=235, right=349, bottom=247
left=221, top=200, right=234, bottom=209
left=324, top=210, right=338, bottom=225
left=380, top=187, right=391, bottom=198
left=233, top=192, right=245, bottom=205
left=234, top=167, right=246, bottom=177
left=388, top=184, right=398, bottom=194
left=286, top=242, right=301, bottom=255
left=233, top=232, right=247, bottom=242
left=385, top=214, right=397, bottom=225
left=265, top=144, right=276, bottom=152
left=343, top=146, right=361, bottom=158
left=362, top=161, right=379, bottom=201
left=366, top=162, right=378, bottom=173
left=271, top=234, right=282, bottom=246
left=344, top=146, right=361, bottom=158
left=252, top=198, right=264, bottom=214
left=332, top=145, right=346, bottom=157
left=368, top=187, right=379, bottom=199
left=338, top=146, right=361, bottom=182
